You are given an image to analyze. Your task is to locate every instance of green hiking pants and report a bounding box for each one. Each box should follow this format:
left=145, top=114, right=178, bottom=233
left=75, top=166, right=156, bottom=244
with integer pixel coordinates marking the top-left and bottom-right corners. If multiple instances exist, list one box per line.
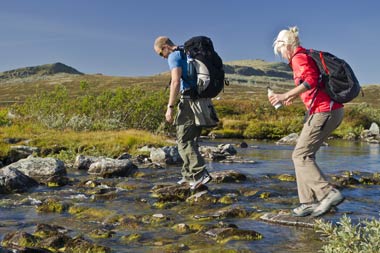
left=175, top=98, right=206, bottom=180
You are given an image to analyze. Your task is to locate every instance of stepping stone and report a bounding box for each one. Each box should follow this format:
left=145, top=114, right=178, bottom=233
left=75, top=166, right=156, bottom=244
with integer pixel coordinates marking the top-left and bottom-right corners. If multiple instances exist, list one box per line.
left=260, top=212, right=315, bottom=228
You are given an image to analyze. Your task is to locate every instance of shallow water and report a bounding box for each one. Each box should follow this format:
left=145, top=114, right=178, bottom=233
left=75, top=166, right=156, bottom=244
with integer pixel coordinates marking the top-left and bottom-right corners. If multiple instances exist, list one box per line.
left=0, top=139, right=379, bottom=252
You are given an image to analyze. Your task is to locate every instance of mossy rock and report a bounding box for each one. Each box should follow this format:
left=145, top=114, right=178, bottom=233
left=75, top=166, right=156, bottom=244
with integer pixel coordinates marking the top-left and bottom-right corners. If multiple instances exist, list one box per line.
left=68, top=205, right=114, bottom=220
left=1, top=231, right=39, bottom=248
left=276, top=174, right=296, bottom=182
left=218, top=195, right=237, bottom=204
left=172, top=223, right=191, bottom=234
left=186, top=190, right=218, bottom=205
left=120, top=233, right=142, bottom=244
left=36, top=198, right=70, bottom=213
left=88, top=229, right=115, bottom=239
left=206, top=227, right=263, bottom=244
left=64, top=236, right=111, bottom=253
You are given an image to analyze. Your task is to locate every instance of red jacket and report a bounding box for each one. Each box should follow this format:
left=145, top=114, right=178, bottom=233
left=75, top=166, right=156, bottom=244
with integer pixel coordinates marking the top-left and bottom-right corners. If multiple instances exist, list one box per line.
left=289, top=46, right=343, bottom=114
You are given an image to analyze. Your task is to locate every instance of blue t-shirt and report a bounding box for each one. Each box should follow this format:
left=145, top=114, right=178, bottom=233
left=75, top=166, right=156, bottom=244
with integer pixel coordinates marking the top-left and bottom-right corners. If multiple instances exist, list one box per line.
left=167, top=50, right=194, bottom=92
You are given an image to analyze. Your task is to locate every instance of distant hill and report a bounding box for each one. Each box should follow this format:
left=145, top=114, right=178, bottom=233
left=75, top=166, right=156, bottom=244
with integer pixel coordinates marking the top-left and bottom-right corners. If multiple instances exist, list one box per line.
left=0, top=62, right=83, bottom=84
left=224, top=59, right=293, bottom=88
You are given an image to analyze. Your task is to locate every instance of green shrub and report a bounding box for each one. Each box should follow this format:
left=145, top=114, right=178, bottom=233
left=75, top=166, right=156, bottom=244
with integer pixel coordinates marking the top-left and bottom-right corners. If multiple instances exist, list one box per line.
left=13, top=84, right=167, bottom=132
left=314, top=215, right=380, bottom=253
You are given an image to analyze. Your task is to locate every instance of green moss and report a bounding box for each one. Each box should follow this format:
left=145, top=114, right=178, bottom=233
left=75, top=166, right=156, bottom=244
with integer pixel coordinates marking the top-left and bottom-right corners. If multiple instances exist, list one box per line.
left=120, top=233, right=142, bottom=243
left=36, top=199, right=69, bottom=213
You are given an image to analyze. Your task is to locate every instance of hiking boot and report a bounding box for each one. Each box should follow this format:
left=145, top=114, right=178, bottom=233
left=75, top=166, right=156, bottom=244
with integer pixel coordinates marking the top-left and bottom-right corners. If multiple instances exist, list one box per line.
left=190, top=171, right=212, bottom=190
left=311, top=188, right=345, bottom=217
left=291, top=203, right=319, bottom=217
left=177, top=177, right=190, bottom=185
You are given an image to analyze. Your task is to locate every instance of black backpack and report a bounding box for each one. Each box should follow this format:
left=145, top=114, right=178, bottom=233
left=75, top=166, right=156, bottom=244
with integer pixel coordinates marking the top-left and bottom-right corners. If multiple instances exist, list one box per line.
left=181, top=36, right=226, bottom=98
left=305, top=49, right=361, bottom=103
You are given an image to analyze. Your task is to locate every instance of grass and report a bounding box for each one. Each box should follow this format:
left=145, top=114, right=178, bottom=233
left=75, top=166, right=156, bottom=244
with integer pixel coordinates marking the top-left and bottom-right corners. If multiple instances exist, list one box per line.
left=0, top=72, right=379, bottom=163
left=0, top=121, right=170, bottom=161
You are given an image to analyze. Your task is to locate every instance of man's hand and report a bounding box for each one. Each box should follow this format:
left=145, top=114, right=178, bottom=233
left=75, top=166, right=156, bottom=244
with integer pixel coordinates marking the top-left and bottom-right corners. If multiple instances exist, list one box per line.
left=165, top=107, right=174, bottom=123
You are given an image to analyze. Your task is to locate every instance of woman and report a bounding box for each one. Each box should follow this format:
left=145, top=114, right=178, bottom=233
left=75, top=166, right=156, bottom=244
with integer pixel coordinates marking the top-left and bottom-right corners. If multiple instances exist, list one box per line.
left=270, top=27, right=345, bottom=217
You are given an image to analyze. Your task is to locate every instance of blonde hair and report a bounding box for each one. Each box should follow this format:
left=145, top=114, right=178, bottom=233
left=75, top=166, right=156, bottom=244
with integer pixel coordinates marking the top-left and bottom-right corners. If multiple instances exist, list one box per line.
left=154, top=36, right=175, bottom=51
left=273, top=26, right=300, bottom=56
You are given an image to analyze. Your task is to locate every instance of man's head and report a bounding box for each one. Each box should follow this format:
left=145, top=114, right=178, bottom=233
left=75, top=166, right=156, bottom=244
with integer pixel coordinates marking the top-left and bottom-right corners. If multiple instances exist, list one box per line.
left=154, top=36, right=175, bottom=59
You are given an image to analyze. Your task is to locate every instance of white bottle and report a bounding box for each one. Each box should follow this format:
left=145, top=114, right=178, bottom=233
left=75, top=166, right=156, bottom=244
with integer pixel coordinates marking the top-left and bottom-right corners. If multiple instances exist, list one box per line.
left=267, top=87, right=282, bottom=109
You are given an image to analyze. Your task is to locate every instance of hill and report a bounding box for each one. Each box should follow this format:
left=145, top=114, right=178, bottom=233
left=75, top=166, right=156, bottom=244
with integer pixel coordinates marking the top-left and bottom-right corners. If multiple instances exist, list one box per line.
left=224, top=59, right=293, bottom=89
left=0, top=62, right=83, bottom=85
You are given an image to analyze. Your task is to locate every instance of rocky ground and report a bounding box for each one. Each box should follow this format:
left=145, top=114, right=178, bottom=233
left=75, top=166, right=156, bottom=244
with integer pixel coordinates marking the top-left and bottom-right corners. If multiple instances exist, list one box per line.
left=0, top=143, right=379, bottom=253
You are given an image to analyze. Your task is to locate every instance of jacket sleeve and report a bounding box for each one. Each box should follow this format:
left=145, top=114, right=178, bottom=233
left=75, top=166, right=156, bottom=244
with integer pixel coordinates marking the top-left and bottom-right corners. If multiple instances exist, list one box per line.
left=292, top=53, right=320, bottom=90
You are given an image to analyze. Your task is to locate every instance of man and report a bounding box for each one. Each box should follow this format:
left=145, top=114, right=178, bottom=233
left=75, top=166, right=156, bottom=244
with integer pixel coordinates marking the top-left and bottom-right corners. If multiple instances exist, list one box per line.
left=154, top=36, right=212, bottom=190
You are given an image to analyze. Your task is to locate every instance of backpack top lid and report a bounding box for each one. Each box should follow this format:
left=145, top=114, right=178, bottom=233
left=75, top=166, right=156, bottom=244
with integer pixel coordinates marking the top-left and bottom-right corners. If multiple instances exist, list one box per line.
left=306, top=49, right=361, bottom=103
left=184, top=36, right=215, bottom=58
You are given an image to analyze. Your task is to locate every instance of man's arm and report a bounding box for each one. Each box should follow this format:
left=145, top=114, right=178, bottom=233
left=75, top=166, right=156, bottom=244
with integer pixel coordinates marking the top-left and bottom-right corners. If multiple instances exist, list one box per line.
left=166, top=67, right=181, bottom=123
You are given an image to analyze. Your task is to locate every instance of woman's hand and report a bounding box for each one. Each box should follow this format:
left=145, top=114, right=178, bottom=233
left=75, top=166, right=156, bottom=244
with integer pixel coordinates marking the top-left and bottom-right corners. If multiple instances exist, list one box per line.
left=269, top=93, right=293, bottom=106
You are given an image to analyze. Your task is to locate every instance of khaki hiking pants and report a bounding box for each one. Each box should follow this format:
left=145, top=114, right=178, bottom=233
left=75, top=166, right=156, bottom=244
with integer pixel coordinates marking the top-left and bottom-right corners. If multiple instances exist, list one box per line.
left=292, top=108, right=344, bottom=204
left=175, top=98, right=206, bottom=180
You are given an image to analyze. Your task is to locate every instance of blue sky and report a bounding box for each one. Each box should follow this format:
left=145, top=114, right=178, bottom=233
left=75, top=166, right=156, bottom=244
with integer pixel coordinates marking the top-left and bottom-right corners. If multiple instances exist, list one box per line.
left=0, top=0, right=379, bottom=84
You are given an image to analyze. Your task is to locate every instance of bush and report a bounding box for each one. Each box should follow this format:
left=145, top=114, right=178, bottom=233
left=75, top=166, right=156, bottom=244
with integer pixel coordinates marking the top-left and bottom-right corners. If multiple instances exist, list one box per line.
left=314, top=215, right=380, bottom=253
left=14, top=84, right=167, bottom=132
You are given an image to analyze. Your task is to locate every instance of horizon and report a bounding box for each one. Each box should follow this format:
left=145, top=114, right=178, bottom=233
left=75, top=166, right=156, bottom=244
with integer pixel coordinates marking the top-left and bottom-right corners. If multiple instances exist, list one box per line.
left=0, top=1, right=379, bottom=84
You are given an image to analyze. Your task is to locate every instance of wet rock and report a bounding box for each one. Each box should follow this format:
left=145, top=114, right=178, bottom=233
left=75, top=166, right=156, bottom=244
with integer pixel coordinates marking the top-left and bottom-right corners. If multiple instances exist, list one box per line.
left=151, top=183, right=192, bottom=202
left=200, top=144, right=237, bottom=161
left=150, top=146, right=183, bottom=165
left=88, top=158, right=138, bottom=178
left=276, top=133, right=299, bottom=145
left=88, top=229, right=115, bottom=239
left=194, top=205, right=249, bottom=220
left=332, top=174, right=360, bottom=187
left=239, top=141, right=248, bottom=148
left=68, top=205, right=115, bottom=221
left=73, top=155, right=103, bottom=170
left=64, top=236, right=111, bottom=253
left=368, top=122, right=380, bottom=136
left=0, top=167, right=38, bottom=194
left=1, top=231, right=39, bottom=249
left=117, top=152, right=132, bottom=160
left=218, top=194, right=238, bottom=204
left=7, top=145, right=40, bottom=163
left=186, top=190, right=218, bottom=205
left=276, top=174, right=296, bottom=182
left=3, top=157, right=66, bottom=185
left=36, top=198, right=71, bottom=213
left=205, top=227, right=262, bottom=244
left=260, top=212, right=315, bottom=228
left=210, top=170, right=247, bottom=183
left=120, top=233, right=142, bottom=243
left=172, top=223, right=191, bottom=234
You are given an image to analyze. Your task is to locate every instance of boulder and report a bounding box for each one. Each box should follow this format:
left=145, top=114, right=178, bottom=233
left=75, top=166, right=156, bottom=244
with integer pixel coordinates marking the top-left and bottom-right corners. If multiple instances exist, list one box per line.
left=0, top=167, right=38, bottom=194
left=3, top=157, right=66, bottom=185
left=199, top=144, right=237, bottom=161
left=276, top=133, right=299, bottom=145
left=150, top=146, right=183, bottom=164
left=210, top=170, right=247, bottom=183
left=368, top=122, right=380, bottom=136
left=74, top=155, right=103, bottom=170
left=88, top=158, right=137, bottom=178
left=205, top=227, right=262, bottom=243
left=7, top=145, right=40, bottom=164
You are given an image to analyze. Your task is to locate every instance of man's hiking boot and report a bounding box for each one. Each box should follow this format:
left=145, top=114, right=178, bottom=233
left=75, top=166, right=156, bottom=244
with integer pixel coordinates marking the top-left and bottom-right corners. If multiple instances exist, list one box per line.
left=190, top=171, right=212, bottom=190
left=311, top=188, right=345, bottom=217
left=291, top=203, right=319, bottom=217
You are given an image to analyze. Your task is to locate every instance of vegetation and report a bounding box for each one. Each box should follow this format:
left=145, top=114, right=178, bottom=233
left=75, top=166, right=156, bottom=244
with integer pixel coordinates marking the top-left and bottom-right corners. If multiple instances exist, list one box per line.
left=0, top=66, right=379, bottom=163
left=314, top=215, right=380, bottom=253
